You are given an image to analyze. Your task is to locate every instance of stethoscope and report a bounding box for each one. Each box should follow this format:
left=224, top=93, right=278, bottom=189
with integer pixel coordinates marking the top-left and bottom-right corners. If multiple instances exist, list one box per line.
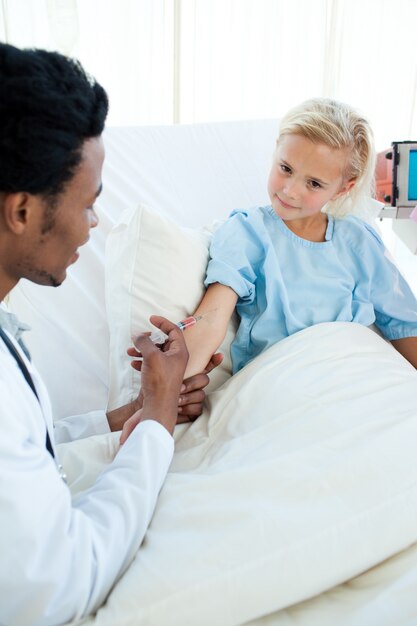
left=0, top=327, right=67, bottom=483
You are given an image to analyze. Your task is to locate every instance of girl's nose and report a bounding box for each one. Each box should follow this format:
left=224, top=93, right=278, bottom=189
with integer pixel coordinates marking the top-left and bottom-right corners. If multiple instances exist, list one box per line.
left=283, top=179, right=299, bottom=200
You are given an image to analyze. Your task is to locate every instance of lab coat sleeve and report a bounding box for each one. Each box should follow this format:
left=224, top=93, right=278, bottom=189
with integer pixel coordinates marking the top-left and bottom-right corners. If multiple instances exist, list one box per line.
left=0, top=376, right=174, bottom=626
left=54, top=409, right=111, bottom=443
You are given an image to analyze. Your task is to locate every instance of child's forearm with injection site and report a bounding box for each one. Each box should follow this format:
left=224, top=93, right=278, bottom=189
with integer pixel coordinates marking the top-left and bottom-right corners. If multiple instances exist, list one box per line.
left=183, top=283, right=238, bottom=379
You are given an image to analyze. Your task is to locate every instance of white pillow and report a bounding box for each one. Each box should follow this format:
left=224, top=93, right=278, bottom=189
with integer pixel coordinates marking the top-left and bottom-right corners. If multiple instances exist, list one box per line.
left=105, top=204, right=237, bottom=411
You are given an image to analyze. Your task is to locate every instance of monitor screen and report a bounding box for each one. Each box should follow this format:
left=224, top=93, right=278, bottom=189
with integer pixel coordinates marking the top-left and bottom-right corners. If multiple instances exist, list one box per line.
left=409, top=149, right=417, bottom=201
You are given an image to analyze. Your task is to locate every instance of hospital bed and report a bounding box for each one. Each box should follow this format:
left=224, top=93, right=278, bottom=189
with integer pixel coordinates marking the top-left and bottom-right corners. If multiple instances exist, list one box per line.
left=8, top=120, right=417, bottom=626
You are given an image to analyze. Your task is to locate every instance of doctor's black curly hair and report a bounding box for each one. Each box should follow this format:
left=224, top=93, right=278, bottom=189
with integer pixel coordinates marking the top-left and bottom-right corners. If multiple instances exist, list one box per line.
left=0, top=42, right=109, bottom=198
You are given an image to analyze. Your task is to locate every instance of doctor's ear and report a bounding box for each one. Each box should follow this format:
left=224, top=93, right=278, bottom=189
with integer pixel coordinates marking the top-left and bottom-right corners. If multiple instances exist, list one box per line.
left=1, top=192, right=33, bottom=234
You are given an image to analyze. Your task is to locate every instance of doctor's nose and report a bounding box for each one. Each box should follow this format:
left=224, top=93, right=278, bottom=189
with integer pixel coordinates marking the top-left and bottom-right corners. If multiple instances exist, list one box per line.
left=89, top=207, right=99, bottom=229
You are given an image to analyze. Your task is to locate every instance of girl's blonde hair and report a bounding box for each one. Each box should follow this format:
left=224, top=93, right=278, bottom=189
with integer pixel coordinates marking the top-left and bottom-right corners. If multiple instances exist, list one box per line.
left=278, top=98, right=376, bottom=218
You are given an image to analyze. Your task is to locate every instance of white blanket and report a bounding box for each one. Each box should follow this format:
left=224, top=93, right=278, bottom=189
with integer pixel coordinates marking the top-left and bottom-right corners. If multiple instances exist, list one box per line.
left=58, top=322, right=417, bottom=626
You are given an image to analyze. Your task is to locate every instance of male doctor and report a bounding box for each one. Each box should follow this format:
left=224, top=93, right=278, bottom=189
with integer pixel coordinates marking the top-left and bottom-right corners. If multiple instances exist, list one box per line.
left=0, top=43, right=219, bottom=626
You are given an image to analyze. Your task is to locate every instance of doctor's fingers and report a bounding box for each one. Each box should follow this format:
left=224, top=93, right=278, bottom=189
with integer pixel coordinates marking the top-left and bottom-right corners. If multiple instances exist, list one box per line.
left=203, top=352, right=224, bottom=374
left=130, top=358, right=143, bottom=372
left=176, top=403, right=204, bottom=422
left=181, top=371, right=210, bottom=393
left=178, top=388, right=205, bottom=408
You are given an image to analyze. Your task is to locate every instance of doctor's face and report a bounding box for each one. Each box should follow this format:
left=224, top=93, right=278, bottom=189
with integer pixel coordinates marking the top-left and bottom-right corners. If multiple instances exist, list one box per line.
left=267, top=133, right=354, bottom=223
left=17, top=137, right=104, bottom=288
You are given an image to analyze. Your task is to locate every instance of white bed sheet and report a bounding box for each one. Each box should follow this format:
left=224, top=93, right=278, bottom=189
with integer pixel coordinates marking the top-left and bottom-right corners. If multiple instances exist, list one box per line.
left=248, top=543, right=417, bottom=626
left=57, top=323, right=417, bottom=626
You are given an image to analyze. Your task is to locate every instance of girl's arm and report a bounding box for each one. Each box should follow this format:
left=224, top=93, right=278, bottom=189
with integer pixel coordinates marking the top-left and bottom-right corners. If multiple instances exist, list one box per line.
left=391, top=337, right=417, bottom=369
left=183, top=282, right=238, bottom=379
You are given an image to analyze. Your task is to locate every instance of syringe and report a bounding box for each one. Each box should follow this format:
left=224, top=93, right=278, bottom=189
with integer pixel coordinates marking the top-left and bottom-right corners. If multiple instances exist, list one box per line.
left=133, top=312, right=212, bottom=347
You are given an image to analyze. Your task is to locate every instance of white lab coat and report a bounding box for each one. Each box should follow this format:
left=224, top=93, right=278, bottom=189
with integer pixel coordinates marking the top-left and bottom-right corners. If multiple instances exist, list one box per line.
left=0, top=329, right=174, bottom=626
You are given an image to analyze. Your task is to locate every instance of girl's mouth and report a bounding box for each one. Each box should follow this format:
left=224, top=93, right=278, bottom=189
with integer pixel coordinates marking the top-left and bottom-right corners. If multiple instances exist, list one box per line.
left=277, top=195, right=298, bottom=210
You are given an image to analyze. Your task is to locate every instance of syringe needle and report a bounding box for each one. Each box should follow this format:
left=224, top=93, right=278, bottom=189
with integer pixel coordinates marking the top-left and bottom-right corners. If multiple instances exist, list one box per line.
left=134, top=309, right=218, bottom=346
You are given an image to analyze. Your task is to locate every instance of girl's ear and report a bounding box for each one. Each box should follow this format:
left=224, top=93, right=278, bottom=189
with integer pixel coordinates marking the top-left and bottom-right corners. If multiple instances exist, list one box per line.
left=332, top=178, right=356, bottom=201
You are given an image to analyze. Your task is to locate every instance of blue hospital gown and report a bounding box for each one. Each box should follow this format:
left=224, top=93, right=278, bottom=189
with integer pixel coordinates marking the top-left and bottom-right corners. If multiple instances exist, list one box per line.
left=204, top=206, right=417, bottom=373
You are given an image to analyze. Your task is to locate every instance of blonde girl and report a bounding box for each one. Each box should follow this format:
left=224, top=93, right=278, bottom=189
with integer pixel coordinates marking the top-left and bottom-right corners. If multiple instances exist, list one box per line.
left=183, top=98, right=417, bottom=377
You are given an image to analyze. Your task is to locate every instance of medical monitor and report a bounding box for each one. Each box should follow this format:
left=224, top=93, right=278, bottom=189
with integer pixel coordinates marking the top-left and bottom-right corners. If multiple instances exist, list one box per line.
left=407, top=149, right=417, bottom=201
left=376, top=141, right=417, bottom=217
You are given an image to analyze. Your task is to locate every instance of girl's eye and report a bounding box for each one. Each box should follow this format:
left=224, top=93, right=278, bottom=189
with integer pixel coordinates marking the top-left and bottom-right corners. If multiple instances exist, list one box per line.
left=309, top=180, right=322, bottom=189
left=280, top=164, right=291, bottom=173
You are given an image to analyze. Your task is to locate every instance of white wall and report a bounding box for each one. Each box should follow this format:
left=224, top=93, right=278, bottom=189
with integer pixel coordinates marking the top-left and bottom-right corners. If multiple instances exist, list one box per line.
left=1, top=0, right=416, bottom=150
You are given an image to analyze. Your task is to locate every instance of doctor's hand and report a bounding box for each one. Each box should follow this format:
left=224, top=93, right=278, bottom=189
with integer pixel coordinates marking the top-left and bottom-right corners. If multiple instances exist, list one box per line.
left=127, top=346, right=224, bottom=424
left=128, top=315, right=189, bottom=435
left=176, top=352, right=223, bottom=423
left=107, top=316, right=188, bottom=436
left=119, top=352, right=224, bottom=442
left=107, top=331, right=223, bottom=434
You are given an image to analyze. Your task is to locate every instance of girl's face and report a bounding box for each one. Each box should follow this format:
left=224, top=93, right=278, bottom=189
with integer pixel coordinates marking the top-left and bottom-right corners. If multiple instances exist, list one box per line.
left=267, top=133, right=355, bottom=223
